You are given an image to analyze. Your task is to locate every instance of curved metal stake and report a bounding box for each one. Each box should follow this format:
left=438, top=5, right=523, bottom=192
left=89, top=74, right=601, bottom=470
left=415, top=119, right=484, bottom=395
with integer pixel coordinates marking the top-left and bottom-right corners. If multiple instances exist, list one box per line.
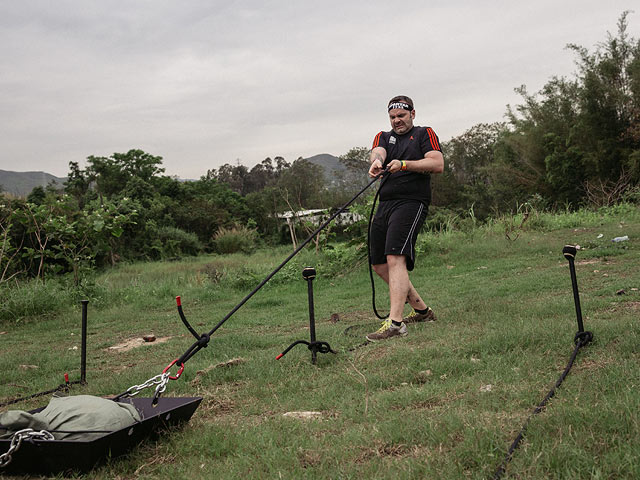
left=176, top=296, right=201, bottom=341
left=276, top=267, right=335, bottom=364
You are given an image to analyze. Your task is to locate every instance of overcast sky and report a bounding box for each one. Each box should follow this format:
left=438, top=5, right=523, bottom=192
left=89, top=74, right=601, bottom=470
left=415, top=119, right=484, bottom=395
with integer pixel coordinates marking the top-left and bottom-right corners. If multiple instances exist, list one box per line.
left=0, top=1, right=636, bottom=179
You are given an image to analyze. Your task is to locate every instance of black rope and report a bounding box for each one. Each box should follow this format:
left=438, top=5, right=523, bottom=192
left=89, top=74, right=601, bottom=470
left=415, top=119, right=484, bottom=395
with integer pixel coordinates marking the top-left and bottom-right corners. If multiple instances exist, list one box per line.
left=162, top=171, right=389, bottom=375
left=367, top=172, right=391, bottom=320
left=342, top=324, right=371, bottom=352
left=112, top=169, right=388, bottom=401
left=308, top=341, right=335, bottom=355
left=493, top=331, right=593, bottom=479
left=0, top=381, right=81, bottom=409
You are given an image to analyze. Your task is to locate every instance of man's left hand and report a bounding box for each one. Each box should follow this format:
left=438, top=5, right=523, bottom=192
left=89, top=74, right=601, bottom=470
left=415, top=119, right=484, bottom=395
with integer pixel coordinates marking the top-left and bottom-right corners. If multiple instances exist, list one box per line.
left=387, top=159, right=404, bottom=173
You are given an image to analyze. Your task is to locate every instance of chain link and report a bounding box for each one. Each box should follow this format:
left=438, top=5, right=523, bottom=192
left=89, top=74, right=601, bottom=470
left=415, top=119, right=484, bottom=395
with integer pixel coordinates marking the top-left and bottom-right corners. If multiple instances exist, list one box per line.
left=122, top=372, right=170, bottom=398
left=0, top=428, right=55, bottom=468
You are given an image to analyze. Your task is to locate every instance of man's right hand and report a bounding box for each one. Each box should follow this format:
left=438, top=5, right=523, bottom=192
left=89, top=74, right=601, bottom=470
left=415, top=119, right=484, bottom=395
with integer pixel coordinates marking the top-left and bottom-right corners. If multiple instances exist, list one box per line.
left=368, top=158, right=384, bottom=178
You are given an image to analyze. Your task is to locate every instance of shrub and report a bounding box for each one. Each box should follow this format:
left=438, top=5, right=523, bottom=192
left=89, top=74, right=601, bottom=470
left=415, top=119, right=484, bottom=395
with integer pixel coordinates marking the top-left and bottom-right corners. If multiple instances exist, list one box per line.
left=156, top=226, right=203, bottom=257
left=212, top=224, right=258, bottom=254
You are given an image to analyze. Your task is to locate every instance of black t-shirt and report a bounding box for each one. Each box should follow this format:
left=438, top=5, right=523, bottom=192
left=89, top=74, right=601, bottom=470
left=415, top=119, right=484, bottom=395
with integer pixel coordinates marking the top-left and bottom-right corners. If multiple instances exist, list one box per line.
left=371, top=126, right=441, bottom=204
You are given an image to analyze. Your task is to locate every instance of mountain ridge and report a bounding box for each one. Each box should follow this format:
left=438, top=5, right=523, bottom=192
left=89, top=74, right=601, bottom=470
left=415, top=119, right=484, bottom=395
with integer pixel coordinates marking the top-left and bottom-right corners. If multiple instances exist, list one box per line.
left=0, top=170, right=66, bottom=197
left=0, top=154, right=345, bottom=197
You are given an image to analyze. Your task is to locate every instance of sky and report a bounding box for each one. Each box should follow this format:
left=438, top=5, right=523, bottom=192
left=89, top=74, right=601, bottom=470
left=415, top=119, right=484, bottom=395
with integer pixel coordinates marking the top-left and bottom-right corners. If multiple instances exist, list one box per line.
left=0, top=1, right=637, bottom=179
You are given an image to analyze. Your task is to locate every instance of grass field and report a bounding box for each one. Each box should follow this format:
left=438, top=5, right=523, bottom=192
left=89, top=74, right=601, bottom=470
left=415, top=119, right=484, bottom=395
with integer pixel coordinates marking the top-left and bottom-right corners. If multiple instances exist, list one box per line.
left=1, top=205, right=639, bottom=479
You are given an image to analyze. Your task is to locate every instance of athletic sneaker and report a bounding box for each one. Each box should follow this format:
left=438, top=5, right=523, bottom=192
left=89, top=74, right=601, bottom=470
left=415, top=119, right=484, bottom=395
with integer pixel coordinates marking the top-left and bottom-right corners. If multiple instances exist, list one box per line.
left=366, top=319, right=408, bottom=342
left=403, top=307, right=437, bottom=323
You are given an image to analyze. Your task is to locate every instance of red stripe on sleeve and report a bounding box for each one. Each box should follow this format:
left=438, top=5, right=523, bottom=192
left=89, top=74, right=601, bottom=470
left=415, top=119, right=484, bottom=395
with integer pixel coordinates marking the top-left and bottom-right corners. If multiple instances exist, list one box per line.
left=372, top=132, right=382, bottom=149
left=426, top=128, right=441, bottom=151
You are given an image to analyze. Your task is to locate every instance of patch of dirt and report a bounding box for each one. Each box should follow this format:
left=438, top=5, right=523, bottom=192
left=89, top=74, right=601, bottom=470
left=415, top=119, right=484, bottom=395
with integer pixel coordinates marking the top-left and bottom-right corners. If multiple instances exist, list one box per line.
left=343, top=310, right=377, bottom=323
left=355, top=442, right=431, bottom=463
left=19, top=364, right=39, bottom=370
left=574, top=357, right=615, bottom=372
left=576, top=259, right=601, bottom=265
left=132, top=446, right=177, bottom=477
left=112, top=363, right=137, bottom=373
left=199, top=396, right=237, bottom=416
left=603, top=301, right=640, bottom=314
left=282, top=411, right=323, bottom=420
left=107, top=336, right=173, bottom=352
left=192, top=381, right=248, bottom=421
left=298, top=448, right=322, bottom=468
left=190, top=357, right=247, bottom=385
left=622, top=301, right=640, bottom=311
left=356, top=343, right=391, bottom=361
left=393, top=392, right=465, bottom=411
left=406, top=398, right=445, bottom=410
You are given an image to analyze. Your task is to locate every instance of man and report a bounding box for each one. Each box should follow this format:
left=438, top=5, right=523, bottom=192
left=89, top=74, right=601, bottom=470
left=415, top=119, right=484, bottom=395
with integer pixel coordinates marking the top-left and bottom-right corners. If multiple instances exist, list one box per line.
left=366, top=95, right=444, bottom=341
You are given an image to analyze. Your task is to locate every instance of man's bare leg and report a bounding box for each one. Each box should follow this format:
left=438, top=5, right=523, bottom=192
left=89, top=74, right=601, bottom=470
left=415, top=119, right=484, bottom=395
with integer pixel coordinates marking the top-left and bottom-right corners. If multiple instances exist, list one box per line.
left=372, top=259, right=428, bottom=312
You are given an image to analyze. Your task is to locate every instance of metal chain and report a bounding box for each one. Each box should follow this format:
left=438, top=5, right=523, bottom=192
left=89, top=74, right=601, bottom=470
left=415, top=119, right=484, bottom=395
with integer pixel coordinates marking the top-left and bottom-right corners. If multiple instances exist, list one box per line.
left=0, top=428, right=55, bottom=468
left=122, top=372, right=170, bottom=398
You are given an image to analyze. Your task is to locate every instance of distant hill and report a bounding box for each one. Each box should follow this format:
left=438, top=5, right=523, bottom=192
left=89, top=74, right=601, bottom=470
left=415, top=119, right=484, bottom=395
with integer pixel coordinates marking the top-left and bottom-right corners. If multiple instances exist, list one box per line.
left=0, top=170, right=66, bottom=198
left=0, top=154, right=351, bottom=198
left=304, top=153, right=345, bottom=174
left=304, top=153, right=347, bottom=187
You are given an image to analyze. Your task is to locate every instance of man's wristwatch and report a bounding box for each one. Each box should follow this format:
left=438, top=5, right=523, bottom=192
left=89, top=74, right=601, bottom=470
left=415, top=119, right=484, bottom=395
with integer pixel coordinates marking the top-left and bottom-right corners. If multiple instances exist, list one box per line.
left=401, top=160, right=407, bottom=171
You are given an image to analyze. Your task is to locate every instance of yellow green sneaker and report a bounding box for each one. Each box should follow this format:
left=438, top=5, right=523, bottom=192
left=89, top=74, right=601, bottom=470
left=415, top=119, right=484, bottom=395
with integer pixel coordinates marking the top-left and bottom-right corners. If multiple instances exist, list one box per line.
left=366, top=319, right=408, bottom=341
left=403, top=307, right=437, bottom=324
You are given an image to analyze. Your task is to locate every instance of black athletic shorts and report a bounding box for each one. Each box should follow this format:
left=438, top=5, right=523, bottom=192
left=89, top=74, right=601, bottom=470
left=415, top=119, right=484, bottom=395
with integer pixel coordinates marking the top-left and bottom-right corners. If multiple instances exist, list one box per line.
left=369, top=199, right=428, bottom=271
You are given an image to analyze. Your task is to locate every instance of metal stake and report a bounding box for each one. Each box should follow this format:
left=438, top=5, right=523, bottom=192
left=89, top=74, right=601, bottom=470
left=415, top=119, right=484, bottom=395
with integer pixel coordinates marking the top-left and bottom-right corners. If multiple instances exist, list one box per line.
left=81, top=300, right=88, bottom=383
left=303, top=267, right=318, bottom=364
left=562, top=245, right=585, bottom=333
left=276, top=267, right=335, bottom=363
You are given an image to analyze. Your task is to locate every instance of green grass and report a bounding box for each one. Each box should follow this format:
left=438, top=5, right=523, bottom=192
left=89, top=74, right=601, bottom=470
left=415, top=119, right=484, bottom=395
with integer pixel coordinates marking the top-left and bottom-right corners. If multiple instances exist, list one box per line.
left=1, top=206, right=639, bottom=479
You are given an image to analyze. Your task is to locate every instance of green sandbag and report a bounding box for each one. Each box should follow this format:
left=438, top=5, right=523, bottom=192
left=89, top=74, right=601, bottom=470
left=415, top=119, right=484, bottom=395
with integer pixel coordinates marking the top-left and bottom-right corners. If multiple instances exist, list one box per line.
left=0, top=410, right=49, bottom=438
left=0, top=395, right=141, bottom=441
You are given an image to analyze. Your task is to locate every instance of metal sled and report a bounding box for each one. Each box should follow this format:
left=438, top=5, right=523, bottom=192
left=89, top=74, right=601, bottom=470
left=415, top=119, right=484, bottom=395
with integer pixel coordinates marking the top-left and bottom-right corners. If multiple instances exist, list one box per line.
left=0, top=396, right=202, bottom=475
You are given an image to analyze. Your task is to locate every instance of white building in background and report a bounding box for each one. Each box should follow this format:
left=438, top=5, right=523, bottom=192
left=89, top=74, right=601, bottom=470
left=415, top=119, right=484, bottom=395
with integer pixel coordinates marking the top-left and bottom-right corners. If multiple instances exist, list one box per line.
left=276, top=209, right=363, bottom=248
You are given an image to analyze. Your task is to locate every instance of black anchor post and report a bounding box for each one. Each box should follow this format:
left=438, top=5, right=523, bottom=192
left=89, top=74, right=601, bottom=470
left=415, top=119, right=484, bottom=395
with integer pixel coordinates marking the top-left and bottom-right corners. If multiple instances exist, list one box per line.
left=562, top=245, right=593, bottom=346
left=275, top=267, right=336, bottom=363
left=81, top=299, right=89, bottom=384
left=562, top=245, right=585, bottom=333
left=303, top=267, right=318, bottom=364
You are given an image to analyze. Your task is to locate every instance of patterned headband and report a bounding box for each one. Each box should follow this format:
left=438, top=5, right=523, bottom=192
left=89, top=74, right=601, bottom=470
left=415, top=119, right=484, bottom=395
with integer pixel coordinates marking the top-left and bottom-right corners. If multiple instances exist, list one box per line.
left=388, top=102, right=413, bottom=111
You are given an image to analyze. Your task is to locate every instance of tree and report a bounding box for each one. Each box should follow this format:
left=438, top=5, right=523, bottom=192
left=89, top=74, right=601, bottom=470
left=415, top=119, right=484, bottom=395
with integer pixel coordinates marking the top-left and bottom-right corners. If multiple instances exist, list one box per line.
left=26, top=186, right=46, bottom=205
left=337, top=147, right=370, bottom=199
left=568, top=11, right=640, bottom=183
left=65, top=161, right=93, bottom=208
left=80, top=149, right=165, bottom=199
left=244, top=157, right=280, bottom=194
left=0, top=200, right=25, bottom=284
left=496, top=12, right=640, bottom=207
left=214, top=162, right=249, bottom=195
left=276, top=158, right=326, bottom=211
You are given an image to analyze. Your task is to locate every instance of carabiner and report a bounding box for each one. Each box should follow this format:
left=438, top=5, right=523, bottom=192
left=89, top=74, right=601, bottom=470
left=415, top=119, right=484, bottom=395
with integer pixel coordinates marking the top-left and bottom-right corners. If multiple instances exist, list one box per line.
left=162, top=358, right=185, bottom=380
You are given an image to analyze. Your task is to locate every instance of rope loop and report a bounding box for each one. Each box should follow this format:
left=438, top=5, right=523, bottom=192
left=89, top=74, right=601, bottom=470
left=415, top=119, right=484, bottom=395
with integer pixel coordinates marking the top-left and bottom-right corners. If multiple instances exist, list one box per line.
left=574, top=330, right=593, bottom=346
left=308, top=341, right=335, bottom=355
left=197, top=333, right=210, bottom=348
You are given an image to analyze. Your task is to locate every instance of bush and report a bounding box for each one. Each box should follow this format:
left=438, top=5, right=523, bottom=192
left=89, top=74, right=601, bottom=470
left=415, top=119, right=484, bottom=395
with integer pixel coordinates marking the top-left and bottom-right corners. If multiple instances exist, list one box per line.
left=212, top=225, right=258, bottom=254
left=318, top=242, right=367, bottom=276
left=156, top=226, right=203, bottom=257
